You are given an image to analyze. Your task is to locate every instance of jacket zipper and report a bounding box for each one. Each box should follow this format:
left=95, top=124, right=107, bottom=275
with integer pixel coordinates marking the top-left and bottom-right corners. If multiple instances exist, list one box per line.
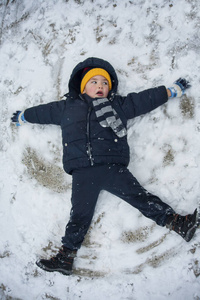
left=86, top=105, right=94, bottom=166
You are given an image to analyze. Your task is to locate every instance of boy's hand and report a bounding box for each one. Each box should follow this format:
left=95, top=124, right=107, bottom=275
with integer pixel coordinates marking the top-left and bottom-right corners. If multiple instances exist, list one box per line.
left=11, top=111, right=27, bottom=126
left=168, top=78, right=191, bottom=98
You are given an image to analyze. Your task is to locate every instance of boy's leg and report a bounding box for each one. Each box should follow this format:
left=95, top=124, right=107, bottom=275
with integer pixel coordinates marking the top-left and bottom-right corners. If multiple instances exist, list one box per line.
left=103, top=164, right=175, bottom=226
left=36, top=166, right=104, bottom=275
left=62, top=166, right=104, bottom=250
left=103, top=164, right=199, bottom=241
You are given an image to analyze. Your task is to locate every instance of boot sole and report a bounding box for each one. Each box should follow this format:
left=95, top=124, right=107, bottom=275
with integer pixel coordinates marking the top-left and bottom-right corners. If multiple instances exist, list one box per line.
left=184, top=209, right=200, bottom=242
left=36, top=260, right=72, bottom=276
left=184, top=224, right=197, bottom=242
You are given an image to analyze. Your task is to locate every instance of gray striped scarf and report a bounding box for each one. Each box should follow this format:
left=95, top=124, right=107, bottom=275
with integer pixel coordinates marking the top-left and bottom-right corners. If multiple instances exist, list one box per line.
left=92, top=98, right=127, bottom=138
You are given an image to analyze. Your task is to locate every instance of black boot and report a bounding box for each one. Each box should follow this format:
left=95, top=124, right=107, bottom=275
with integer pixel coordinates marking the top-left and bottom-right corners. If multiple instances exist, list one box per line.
left=166, top=209, right=199, bottom=242
left=36, top=246, right=77, bottom=275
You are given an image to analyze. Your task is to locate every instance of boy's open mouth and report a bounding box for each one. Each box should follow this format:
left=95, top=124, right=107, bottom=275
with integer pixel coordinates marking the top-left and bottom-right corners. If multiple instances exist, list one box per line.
left=96, top=91, right=104, bottom=96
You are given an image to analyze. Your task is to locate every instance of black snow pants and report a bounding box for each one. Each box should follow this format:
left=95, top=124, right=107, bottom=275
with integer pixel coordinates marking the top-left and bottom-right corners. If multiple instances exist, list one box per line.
left=62, top=164, right=175, bottom=250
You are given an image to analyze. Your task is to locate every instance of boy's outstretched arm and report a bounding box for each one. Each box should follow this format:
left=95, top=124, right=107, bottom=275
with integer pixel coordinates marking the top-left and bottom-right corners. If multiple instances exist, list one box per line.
left=120, top=78, right=191, bottom=120
left=11, top=100, right=66, bottom=126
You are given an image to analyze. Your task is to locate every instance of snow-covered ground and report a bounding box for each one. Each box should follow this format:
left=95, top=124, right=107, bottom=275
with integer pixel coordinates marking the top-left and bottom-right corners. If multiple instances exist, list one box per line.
left=1, top=0, right=200, bottom=299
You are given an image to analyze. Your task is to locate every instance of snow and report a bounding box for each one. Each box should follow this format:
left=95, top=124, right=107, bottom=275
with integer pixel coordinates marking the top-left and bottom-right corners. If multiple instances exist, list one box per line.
left=0, top=0, right=200, bottom=299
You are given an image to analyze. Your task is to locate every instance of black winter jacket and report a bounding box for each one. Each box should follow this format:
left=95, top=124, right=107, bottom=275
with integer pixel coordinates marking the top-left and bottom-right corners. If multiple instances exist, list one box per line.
left=24, top=57, right=168, bottom=174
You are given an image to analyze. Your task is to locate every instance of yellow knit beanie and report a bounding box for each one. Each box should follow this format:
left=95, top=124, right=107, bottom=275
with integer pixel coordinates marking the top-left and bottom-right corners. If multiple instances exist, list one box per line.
left=80, top=68, right=112, bottom=94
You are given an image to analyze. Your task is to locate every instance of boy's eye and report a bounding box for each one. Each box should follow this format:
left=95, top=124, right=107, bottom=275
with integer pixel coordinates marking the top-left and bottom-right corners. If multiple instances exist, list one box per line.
left=90, top=80, right=108, bottom=85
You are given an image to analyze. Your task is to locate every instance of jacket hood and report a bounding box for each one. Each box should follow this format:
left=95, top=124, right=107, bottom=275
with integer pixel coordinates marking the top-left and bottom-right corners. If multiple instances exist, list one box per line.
left=68, top=57, right=118, bottom=99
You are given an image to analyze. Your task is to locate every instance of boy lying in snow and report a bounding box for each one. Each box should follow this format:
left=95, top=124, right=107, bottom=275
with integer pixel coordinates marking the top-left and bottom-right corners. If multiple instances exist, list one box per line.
left=12, top=57, right=199, bottom=276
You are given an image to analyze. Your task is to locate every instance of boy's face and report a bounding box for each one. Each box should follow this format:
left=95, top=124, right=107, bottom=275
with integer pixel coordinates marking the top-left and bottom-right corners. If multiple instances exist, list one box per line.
left=83, top=75, right=109, bottom=98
